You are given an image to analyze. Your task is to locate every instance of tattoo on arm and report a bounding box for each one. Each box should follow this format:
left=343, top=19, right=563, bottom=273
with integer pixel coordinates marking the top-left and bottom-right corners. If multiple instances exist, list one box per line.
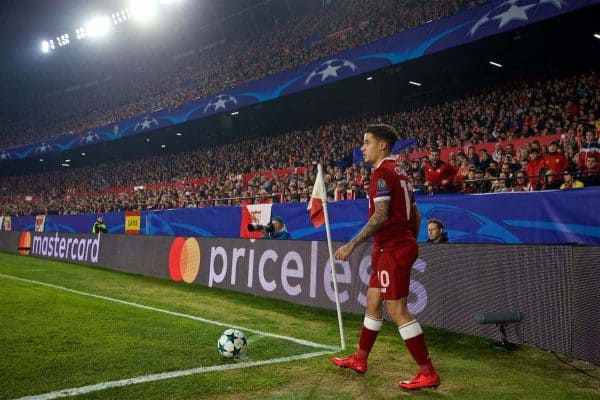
left=350, top=200, right=389, bottom=248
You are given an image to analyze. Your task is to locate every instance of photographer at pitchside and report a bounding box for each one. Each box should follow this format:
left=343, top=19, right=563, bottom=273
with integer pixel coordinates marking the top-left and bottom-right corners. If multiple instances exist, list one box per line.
left=247, top=216, right=290, bottom=239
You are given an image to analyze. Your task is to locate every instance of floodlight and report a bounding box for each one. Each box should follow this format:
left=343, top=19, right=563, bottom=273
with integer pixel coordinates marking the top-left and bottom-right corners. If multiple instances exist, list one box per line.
left=489, top=61, right=503, bottom=68
left=409, top=80, right=422, bottom=87
left=129, top=0, right=158, bottom=22
left=41, top=40, right=50, bottom=53
left=595, top=33, right=600, bottom=40
left=57, top=33, right=70, bottom=47
left=76, top=27, right=86, bottom=40
left=86, top=16, right=111, bottom=38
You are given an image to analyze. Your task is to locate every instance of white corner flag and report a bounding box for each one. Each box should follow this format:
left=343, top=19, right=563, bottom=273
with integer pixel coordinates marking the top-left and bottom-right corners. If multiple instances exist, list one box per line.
left=307, top=163, right=346, bottom=350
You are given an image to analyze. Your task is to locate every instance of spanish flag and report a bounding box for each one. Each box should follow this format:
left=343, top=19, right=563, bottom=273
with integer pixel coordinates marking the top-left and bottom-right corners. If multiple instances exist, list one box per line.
left=125, top=210, right=141, bottom=235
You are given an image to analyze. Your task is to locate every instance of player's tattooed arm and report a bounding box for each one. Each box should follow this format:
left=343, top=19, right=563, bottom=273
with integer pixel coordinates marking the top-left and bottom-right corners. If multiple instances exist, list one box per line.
left=350, top=199, right=389, bottom=248
left=334, top=199, right=389, bottom=260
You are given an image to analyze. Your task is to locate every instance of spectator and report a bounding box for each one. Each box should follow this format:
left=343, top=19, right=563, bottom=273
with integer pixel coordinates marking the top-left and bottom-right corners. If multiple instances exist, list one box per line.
left=426, top=219, right=448, bottom=243
left=492, top=143, right=504, bottom=163
left=579, top=157, right=600, bottom=187
left=512, top=171, right=533, bottom=192
left=491, top=172, right=511, bottom=193
left=560, top=170, right=584, bottom=189
left=543, top=140, right=568, bottom=184
left=576, top=129, right=600, bottom=169
left=525, top=148, right=545, bottom=189
left=459, top=165, right=477, bottom=194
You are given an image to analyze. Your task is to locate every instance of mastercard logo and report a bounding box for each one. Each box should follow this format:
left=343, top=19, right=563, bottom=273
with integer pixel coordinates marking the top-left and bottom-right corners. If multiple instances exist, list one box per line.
left=168, top=237, right=201, bottom=283
left=19, top=232, right=31, bottom=255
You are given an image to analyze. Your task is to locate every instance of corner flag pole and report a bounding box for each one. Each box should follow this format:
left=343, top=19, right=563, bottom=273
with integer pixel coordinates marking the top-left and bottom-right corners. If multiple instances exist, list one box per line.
left=318, top=164, right=346, bottom=350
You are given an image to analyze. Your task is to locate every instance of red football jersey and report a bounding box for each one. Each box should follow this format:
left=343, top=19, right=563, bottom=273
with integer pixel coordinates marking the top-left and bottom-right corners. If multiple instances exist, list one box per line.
left=369, top=157, right=417, bottom=248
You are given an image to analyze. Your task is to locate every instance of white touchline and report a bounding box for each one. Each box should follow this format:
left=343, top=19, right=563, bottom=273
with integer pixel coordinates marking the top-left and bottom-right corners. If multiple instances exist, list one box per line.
left=0, top=273, right=338, bottom=351
left=15, top=351, right=333, bottom=400
left=1, top=272, right=339, bottom=399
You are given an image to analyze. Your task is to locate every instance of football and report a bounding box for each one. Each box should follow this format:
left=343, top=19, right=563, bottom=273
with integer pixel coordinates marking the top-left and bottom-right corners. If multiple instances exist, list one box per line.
left=217, top=328, right=247, bottom=358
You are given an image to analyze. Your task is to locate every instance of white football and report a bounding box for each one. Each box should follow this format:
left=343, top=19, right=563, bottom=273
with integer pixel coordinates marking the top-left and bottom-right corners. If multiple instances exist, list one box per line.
left=218, top=328, right=247, bottom=358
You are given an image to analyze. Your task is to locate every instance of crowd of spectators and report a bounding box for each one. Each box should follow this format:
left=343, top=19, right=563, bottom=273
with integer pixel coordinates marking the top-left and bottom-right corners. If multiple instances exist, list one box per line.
left=0, top=0, right=486, bottom=149
left=406, top=130, right=599, bottom=195
left=0, top=68, right=598, bottom=217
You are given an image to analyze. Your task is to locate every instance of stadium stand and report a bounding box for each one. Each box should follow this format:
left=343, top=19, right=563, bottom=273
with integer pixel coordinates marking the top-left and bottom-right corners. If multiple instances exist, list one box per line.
left=1, top=67, right=598, bottom=216
left=0, top=0, right=484, bottom=149
left=1, top=0, right=599, bottom=217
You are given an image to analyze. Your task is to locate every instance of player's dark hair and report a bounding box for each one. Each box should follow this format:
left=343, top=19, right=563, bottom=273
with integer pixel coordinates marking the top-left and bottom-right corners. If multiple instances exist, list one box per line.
left=365, top=124, right=398, bottom=152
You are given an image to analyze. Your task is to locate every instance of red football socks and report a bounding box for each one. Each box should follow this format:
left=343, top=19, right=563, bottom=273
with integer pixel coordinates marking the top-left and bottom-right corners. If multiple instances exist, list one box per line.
left=357, top=315, right=383, bottom=358
left=399, top=320, right=436, bottom=376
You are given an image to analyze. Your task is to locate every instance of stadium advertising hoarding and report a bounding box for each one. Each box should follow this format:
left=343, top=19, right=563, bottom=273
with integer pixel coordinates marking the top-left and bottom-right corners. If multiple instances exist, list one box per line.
left=1, top=231, right=597, bottom=365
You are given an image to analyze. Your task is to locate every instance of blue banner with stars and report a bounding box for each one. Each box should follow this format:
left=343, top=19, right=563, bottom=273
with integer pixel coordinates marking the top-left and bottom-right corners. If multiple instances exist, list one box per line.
left=6, top=187, right=600, bottom=245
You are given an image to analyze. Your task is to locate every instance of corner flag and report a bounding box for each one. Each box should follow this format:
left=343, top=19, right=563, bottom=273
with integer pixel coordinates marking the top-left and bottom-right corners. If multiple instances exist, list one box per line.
left=307, top=163, right=346, bottom=349
left=307, top=164, right=326, bottom=228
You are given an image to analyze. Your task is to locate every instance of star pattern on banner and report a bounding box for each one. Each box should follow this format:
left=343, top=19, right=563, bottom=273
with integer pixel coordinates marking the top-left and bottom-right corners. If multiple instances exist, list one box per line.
left=492, top=3, right=536, bottom=28
left=203, top=94, right=239, bottom=113
left=305, top=59, right=358, bottom=85
left=469, top=0, right=570, bottom=37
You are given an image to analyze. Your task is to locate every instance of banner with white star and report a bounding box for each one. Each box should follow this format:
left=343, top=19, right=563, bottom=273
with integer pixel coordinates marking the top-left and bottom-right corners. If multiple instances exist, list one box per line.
left=1, top=0, right=597, bottom=161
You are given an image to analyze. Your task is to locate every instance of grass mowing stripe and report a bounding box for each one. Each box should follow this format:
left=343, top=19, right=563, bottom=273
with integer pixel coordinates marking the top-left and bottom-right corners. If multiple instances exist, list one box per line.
left=14, top=351, right=333, bottom=400
left=0, top=273, right=337, bottom=352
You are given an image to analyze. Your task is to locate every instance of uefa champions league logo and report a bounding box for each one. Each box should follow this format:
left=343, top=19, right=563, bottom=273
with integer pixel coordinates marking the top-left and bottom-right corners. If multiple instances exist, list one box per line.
left=34, top=143, right=53, bottom=154
left=81, top=131, right=100, bottom=144
left=0, top=150, right=11, bottom=161
left=203, top=94, right=239, bottom=113
left=134, top=115, right=159, bottom=132
left=305, top=58, right=358, bottom=85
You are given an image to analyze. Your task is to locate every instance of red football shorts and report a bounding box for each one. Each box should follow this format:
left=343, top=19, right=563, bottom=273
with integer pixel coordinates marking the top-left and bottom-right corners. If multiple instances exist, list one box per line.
left=369, top=242, right=418, bottom=300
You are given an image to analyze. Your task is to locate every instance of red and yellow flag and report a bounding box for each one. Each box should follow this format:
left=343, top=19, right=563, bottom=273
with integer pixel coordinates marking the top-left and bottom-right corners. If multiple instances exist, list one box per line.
left=125, top=210, right=141, bottom=235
